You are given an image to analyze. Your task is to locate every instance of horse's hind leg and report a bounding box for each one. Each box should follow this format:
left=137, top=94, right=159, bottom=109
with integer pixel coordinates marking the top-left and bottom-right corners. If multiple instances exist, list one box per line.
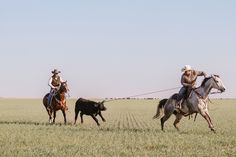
left=173, top=114, right=183, bottom=131
left=194, top=113, right=198, bottom=122
left=161, top=113, right=172, bottom=131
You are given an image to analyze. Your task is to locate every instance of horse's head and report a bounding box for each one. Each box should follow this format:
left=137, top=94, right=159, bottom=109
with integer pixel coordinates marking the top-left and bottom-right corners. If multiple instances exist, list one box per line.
left=203, top=75, right=226, bottom=93
left=59, top=81, right=69, bottom=93
left=211, top=75, right=226, bottom=93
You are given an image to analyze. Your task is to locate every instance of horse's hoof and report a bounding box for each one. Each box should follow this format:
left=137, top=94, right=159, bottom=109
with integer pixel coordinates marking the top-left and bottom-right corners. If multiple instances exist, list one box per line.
left=211, top=128, right=216, bottom=133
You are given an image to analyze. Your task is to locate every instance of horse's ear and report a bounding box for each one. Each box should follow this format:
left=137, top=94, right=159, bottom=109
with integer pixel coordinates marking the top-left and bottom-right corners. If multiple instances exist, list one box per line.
left=213, top=74, right=219, bottom=78
left=211, top=74, right=219, bottom=80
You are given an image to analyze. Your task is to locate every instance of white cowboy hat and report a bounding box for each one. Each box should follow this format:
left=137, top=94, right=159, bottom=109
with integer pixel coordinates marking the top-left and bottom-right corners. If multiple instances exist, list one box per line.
left=51, top=69, right=61, bottom=74
left=181, top=65, right=192, bottom=72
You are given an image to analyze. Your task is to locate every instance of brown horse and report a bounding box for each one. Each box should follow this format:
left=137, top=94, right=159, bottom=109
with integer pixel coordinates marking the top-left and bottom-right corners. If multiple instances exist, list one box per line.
left=43, top=81, right=69, bottom=124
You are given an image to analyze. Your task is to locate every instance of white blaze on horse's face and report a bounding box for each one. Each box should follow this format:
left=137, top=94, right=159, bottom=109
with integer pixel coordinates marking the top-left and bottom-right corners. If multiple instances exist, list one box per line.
left=212, top=75, right=226, bottom=92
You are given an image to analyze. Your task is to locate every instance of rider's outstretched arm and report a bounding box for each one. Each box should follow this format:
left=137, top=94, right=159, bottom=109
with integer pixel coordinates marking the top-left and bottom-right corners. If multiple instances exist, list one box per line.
left=195, top=71, right=207, bottom=77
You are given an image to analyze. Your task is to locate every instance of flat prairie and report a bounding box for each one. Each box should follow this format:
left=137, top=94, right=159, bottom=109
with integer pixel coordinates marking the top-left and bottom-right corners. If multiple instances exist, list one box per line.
left=0, top=99, right=235, bottom=157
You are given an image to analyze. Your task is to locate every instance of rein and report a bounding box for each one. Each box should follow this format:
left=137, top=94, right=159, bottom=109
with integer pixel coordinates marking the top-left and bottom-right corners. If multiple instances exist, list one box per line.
left=194, top=90, right=205, bottom=99
left=210, top=91, right=222, bottom=94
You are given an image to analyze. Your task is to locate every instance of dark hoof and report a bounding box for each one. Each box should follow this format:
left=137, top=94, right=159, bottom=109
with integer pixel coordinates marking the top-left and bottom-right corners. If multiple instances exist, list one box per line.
left=211, top=128, right=216, bottom=133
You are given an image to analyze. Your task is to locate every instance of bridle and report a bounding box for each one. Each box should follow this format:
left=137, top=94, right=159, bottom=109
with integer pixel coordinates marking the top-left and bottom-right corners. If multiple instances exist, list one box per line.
left=194, top=75, right=222, bottom=100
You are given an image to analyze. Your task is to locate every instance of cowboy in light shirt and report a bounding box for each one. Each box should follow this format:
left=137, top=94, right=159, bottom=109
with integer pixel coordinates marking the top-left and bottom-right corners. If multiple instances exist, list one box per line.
left=48, top=69, right=65, bottom=108
left=177, top=65, right=207, bottom=108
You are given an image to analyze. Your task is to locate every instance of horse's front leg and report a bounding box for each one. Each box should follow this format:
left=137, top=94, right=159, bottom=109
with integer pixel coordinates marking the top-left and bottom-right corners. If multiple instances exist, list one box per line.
left=200, top=111, right=215, bottom=133
left=205, top=112, right=215, bottom=131
left=62, top=110, right=67, bottom=124
left=48, top=110, right=53, bottom=124
left=53, top=111, right=56, bottom=124
left=46, top=107, right=52, bottom=124
left=199, top=101, right=215, bottom=133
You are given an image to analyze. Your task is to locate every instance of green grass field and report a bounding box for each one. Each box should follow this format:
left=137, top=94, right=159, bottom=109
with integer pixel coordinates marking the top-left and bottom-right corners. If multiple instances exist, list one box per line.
left=0, top=98, right=235, bottom=157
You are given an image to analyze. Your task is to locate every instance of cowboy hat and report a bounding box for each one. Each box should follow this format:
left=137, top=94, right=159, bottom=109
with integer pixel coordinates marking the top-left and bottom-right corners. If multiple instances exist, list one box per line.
left=181, top=65, right=192, bottom=72
left=51, top=69, right=61, bottom=74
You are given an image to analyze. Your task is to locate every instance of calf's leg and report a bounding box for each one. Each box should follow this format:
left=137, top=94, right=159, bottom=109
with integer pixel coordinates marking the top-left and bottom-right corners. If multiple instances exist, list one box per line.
left=98, top=112, right=106, bottom=122
left=91, top=114, right=100, bottom=126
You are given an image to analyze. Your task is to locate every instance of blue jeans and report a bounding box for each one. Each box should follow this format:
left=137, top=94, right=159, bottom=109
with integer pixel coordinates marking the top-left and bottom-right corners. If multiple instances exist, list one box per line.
left=178, top=87, right=187, bottom=101
left=48, top=89, right=56, bottom=106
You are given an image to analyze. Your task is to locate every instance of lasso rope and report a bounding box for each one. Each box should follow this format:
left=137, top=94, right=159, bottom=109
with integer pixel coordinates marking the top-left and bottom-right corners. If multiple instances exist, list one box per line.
left=104, top=88, right=222, bottom=103
left=104, top=87, right=181, bottom=103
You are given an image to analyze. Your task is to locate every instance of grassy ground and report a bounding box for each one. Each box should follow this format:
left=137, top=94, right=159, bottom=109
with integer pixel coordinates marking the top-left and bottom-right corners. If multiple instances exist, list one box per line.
left=0, top=98, right=235, bottom=157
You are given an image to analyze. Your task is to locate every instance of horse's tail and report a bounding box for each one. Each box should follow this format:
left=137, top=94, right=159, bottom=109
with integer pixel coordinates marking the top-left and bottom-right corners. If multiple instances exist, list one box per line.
left=153, top=99, right=168, bottom=119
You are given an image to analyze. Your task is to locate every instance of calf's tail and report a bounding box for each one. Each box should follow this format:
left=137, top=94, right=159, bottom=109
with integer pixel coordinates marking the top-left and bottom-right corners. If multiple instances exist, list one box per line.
left=74, top=103, right=80, bottom=125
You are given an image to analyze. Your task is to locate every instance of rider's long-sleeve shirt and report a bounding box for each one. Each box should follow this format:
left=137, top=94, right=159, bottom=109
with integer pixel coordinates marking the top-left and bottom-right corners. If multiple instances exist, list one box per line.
left=48, top=75, right=64, bottom=89
left=181, top=70, right=206, bottom=88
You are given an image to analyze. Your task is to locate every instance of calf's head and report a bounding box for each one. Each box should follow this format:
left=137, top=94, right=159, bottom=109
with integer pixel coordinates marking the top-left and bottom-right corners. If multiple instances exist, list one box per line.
left=95, top=101, right=107, bottom=111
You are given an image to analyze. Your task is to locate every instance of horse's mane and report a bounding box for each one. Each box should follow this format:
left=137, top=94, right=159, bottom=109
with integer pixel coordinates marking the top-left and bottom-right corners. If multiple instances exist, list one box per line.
left=58, top=82, right=68, bottom=94
left=201, top=77, right=212, bottom=86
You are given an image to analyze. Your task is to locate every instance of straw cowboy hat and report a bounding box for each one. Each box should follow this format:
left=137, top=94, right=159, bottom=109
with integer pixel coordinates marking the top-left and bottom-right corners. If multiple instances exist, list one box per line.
left=181, top=65, right=192, bottom=72
left=51, top=69, right=61, bottom=74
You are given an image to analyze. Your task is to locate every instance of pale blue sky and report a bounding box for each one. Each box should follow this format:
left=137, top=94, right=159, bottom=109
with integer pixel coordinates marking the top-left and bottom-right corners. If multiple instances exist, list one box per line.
left=0, top=0, right=235, bottom=98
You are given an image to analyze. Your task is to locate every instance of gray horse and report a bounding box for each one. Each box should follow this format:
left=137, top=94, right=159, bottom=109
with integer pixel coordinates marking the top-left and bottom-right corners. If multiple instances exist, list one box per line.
left=153, top=75, right=226, bottom=132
